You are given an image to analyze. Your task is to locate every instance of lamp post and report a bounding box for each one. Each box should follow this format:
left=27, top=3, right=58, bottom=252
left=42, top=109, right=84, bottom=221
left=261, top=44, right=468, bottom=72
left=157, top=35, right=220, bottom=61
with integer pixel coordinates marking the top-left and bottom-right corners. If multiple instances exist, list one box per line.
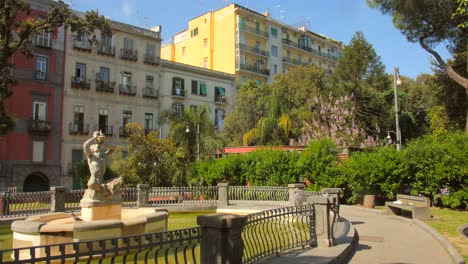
left=185, top=124, right=200, bottom=161
left=393, top=67, right=402, bottom=151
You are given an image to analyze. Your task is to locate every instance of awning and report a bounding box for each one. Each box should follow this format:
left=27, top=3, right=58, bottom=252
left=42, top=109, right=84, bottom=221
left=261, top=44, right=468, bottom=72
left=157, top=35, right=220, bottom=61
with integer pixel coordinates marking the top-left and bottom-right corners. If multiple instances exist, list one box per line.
left=216, top=87, right=225, bottom=96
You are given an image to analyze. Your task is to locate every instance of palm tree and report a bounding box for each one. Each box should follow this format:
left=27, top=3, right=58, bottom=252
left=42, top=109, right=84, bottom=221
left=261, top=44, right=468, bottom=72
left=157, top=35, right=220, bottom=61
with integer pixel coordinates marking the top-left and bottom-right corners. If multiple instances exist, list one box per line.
left=161, top=105, right=221, bottom=161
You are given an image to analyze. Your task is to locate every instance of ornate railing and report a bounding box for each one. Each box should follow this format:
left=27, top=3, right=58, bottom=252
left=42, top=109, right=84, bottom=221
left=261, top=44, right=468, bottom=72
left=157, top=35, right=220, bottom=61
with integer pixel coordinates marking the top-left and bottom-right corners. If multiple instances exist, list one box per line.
left=149, top=187, right=218, bottom=207
left=0, top=227, right=201, bottom=264
left=64, top=189, right=85, bottom=212
left=122, top=187, right=138, bottom=208
left=242, top=205, right=316, bottom=263
left=0, top=191, right=51, bottom=218
left=229, top=186, right=289, bottom=206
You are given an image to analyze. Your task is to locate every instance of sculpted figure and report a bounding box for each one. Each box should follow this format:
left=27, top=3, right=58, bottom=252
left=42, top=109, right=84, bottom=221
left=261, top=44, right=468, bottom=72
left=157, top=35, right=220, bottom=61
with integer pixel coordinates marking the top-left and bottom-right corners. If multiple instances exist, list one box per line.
left=83, top=131, right=122, bottom=200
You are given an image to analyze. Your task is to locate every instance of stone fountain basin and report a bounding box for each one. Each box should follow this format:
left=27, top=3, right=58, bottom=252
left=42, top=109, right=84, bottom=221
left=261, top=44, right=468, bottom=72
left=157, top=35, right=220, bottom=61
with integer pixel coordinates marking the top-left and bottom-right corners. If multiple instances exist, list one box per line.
left=11, top=208, right=168, bottom=258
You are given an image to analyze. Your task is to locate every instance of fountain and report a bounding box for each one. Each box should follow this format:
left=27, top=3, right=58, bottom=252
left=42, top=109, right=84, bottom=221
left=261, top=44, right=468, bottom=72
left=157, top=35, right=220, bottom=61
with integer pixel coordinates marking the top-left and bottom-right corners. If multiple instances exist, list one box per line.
left=11, top=131, right=168, bottom=259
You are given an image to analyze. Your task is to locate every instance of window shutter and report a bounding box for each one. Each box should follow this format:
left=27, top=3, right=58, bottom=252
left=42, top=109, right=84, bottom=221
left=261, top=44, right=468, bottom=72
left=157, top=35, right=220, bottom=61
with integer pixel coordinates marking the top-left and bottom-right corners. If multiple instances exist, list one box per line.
left=181, top=78, right=185, bottom=90
left=173, top=77, right=176, bottom=90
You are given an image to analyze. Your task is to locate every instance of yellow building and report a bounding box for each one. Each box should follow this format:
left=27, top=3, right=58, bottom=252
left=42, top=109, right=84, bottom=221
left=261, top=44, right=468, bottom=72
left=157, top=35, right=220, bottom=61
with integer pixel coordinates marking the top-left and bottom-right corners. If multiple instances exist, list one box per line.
left=162, top=3, right=344, bottom=84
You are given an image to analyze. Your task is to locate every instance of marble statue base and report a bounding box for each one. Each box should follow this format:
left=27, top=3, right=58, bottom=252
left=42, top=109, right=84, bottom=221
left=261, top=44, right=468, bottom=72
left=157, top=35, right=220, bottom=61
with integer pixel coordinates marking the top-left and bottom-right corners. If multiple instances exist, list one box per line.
left=80, top=202, right=122, bottom=221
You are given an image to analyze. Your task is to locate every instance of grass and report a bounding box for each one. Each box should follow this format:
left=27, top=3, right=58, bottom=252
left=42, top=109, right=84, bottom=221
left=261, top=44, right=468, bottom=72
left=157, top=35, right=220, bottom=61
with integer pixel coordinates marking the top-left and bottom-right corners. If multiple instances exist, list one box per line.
left=426, top=208, right=468, bottom=262
left=167, top=210, right=215, bottom=230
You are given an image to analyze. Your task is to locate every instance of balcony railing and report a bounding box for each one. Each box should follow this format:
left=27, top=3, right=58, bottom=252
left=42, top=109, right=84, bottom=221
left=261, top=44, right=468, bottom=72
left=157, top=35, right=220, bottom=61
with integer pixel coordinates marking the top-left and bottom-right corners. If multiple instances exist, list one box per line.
left=95, top=79, right=115, bottom=93
left=142, top=87, right=159, bottom=99
left=215, top=95, right=227, bottom=104
left=239, top=24, right=269, bottom=38
left=238, top=63, right=270, bottom=76
left=30, top=119, right=52, bottom=134
left=144, top=54, right=160, bottom=65
left=95, top=125, right=113, bottom=137
left=282, top=57, right=308, bottom=66
left=34, top=37, right=52, bottom=48
left=120, top=48, right=138, bottom=61
left=71, top=76, right=91, bottom=90
left=68, top=122, right=89, bottom=135
left=119, top=84, right=137, bottom=96
left=72, top=39, right=92, bottom=51
left=282, top=39, right=338, bottom=61
left=119, top=126, right=132, bottom=137
left=172, top=88, right=185, bottom=97
left=237, top=43, right=269, bottom=57
left=97, top=44, right=115, bottom=57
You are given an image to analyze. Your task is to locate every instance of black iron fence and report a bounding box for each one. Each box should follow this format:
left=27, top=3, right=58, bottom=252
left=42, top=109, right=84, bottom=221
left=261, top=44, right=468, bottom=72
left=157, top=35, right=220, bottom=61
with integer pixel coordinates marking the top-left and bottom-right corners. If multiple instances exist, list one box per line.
left=148, top=186, right=218, bottom=207
left=0, top=226, right=201, bottom=264
left=0, top=191, right=51, bottom=218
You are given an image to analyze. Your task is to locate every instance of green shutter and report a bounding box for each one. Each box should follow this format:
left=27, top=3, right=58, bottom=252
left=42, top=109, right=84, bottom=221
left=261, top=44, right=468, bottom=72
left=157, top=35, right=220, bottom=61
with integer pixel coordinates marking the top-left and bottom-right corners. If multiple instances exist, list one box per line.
left=200, top=83, right=207, bottom=95
left=216, top=87, right=225, bottom=96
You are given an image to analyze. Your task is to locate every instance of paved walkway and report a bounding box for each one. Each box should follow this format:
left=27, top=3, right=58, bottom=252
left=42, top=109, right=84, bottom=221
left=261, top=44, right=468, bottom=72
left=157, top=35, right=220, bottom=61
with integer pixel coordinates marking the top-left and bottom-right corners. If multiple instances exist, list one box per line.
left=341, top=206, right=453, bottom=264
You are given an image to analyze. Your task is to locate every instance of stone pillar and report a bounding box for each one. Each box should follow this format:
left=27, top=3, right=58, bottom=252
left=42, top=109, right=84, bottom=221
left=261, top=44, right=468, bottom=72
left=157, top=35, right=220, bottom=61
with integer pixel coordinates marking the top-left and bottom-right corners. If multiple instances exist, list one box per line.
left=321, top=188, right=341, bottom=208
left=217, top=182, right=229, bottom=207
left=50, top=186, right=66, bottom=213
left=288, top=183, right=305, bottom=206
left=137, top=184, right=149, bottom=208
left=197, top=214, right=247, bottom=264
left=306, top=196, right=335, bottom=247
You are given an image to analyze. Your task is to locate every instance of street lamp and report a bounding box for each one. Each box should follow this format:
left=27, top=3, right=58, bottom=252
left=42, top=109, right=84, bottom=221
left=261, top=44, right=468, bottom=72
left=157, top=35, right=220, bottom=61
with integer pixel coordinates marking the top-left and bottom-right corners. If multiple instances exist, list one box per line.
left=393, top=67, right=402, bottom=151
left=185, top=124, right=200, bottom=161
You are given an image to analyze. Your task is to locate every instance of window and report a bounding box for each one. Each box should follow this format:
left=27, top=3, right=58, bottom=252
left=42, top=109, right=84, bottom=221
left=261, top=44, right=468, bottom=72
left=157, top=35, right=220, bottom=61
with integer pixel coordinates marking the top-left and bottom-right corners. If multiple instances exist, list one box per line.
left=146, top=75, right=154, bottom=88
left=190, top=105, right=198, bottom=110
left=191, top=80, right=198, bottom=95
left=240, top=17, right=246, bottom=29
left=36, top=29, right=51, bottom=47
left=122, top=110, right=132, bottom=128
left=255, top=22, right=260, bottom=33
left=203, top=38, right=208, bottom=48
left=74, top=63, right=86, bottom=83
left=33, top=101, right=46, bottom=121
left=192, top=80, right=207, bottom=96
left=181, top=47, right=186, bottom=56
left=271, top=45, right=278, bottom=57
left=239, top=32, right=246, bottom=44
left=203, top=57, right=208, bottom=68
left=32, top=141, right=45, bottom=162
left=73, top=105, right=84, bottom=132
left=255, top=41, right=260, bottom=52
left=144, top=113, right=153, bottom=131
left=199, top=82, right=207, bottom=96
left=191, top=27, right=198, bottom=37
left=215, top=87, right=226, bottom=102
left=173, top=77, right=184, bottom=95
left=240, top=55, right=246, bottom=65
left=101, top=34, right=111, bottom=47
left=146, top=43, right=156, bottom=57
left=318, top=46, right=322, bottom=55
left=98, top=108, right=109, bottom=133
left=99, top=67, right=110, bottom=82
left=124, top=38, right=134, bottom=50
left=273, top=64, right=278, bottom=74
left=121, top=72, right=132, bottom=89
left=215, top=109, right=225, bottom=131
left=35, top=56, right=47, bottom=80
left=271, top=27, right=278, bottom=38
left=75, top=32, right=88, bottom=43
left=172, top=103, right=184, bottom=117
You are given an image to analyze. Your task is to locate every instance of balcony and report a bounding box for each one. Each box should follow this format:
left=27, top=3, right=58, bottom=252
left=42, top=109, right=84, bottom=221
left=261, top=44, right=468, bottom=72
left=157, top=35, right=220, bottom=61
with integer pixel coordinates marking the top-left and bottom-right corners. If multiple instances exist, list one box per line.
left=30, top=119, right=52, bottom=134
left=71, top=76, right=91, bottom=90
left=238, top=24, right=269, bottom=38
left=95, top=125, right=113, bottom=137
left=282, top=39, right=338, bottom=62
left=172, top=88, right=185, bottom=97
left=237, top=43, right=269, bottom=57
left=119, top=84, right=137, bottom=96
left=97, top=44, right=115, bottom=57
left=238, top=63, right=270, bottom=76
left=72, top=39, right=92, bottom=52
left=215, top=95, right=227, bottom=104
left=120, top=48, right=138, bottom=61
left=95, top=80, right=115, bottom=93
left=69, top=122, right=89, bottom=135
left=282, top=57, right=308, bottom=66
left=144, top=54, right=160, bottom=66
left=119, top=126, right=132, bottom=138
left=34, top=37, right=52, bottom=48
left=142, top=87, right=159, bottom=99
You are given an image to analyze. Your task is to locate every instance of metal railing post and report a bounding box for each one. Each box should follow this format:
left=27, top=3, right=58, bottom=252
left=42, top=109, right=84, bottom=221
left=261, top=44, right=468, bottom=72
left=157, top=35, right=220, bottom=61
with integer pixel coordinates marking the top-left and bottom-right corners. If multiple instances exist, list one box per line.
left=50, top=186, right=66, bottom=213
left=217, top=182, right=229, bottom=207
left=197, top=214, right=247, bottom=264
left=137, top=184, right=149, bottom=208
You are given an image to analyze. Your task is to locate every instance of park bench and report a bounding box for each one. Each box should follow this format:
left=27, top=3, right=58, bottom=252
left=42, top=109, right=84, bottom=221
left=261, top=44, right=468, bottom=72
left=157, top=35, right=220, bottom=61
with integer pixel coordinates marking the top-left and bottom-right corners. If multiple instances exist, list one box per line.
left=148, top=192, right=183, bottom=205
left=385, top=194, right=431, bottom=220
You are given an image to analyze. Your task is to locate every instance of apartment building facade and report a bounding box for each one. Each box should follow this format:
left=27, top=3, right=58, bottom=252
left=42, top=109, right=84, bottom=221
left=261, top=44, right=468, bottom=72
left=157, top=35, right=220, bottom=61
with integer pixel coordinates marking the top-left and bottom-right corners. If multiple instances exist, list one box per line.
left=0, top=0, right=66, bottom=192
left=161, top=4, right=344, bottom=84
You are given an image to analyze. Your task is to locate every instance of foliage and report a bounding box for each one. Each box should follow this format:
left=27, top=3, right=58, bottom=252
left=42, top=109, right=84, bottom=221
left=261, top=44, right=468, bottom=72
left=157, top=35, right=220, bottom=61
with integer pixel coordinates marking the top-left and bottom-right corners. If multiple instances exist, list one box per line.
left=110, top=123, right=186, bottom=187
left=71, top=160, right=117, bottom=189
left=0, top=0, right=110, bottom=134
left=189, top=154, right=244, bottom=186
left=161, top=105, right=220, bottom=162
left=331, top=31, right=391, bottom=137
left=292, top=93, right=378, bottom=148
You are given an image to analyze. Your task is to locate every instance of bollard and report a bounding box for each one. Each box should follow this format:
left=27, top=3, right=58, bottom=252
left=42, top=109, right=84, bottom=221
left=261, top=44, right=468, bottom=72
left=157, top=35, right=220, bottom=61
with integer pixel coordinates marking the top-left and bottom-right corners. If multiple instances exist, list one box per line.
left=137, top=184, right=149, bottom=208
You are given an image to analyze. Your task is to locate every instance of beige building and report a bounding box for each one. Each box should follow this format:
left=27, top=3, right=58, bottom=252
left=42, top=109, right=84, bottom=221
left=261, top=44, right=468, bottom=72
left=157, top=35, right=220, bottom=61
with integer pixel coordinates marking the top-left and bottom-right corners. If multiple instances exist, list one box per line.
left=62, top=17, right=235, bottom=188
left=162, top=3, right=344, bottom=84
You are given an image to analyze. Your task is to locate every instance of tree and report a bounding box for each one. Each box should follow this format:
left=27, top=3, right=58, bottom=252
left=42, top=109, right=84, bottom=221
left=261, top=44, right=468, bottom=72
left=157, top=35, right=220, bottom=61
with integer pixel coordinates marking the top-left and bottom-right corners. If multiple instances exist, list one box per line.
left=110, top=123, right=186, bottom=187
left=368, top=0, right=468, bottom=130
left=162, top=105, right=220, bottom=161
left=0, top=0, right=110, bottom=134
left=222, top=80, right=269, bottom=146
left=331, top=31, right=391, bottom=137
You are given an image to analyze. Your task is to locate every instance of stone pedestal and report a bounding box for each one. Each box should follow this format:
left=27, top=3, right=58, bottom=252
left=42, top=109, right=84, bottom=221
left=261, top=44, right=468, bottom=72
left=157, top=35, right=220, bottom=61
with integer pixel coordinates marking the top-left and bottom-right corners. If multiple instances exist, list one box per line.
left=80, top=202, right=122, bottom=221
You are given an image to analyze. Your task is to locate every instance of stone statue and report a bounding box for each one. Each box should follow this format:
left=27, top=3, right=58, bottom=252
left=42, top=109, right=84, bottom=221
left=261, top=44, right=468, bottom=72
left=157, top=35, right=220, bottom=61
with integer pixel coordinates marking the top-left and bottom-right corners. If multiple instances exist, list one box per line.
left=83, top=131, right=122, bottom=201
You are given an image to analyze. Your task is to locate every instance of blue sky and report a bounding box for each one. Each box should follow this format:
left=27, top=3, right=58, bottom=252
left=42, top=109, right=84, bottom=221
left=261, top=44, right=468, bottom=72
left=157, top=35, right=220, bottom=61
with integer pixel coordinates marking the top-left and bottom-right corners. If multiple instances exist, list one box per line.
left=64, top=0, right=450, bottom=79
